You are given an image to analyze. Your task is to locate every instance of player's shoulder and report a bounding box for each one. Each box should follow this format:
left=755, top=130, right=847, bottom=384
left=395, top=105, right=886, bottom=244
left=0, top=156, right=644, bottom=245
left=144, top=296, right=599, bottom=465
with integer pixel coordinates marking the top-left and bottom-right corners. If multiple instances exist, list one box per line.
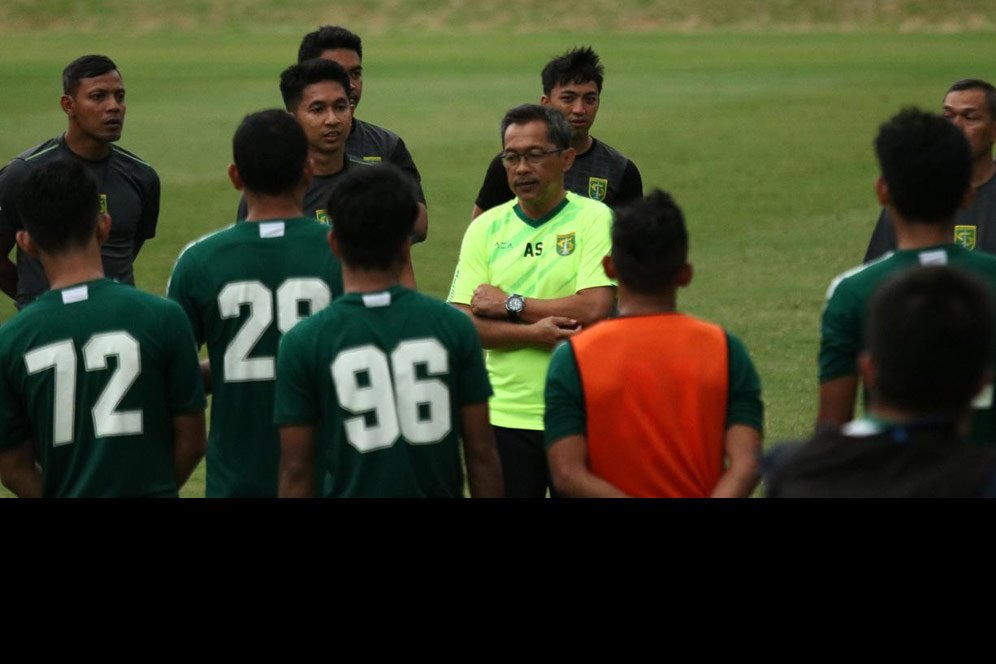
left=352, top=117, right=402, bottom=143
left=825, top=252, right=896, bottom=301
left=169, top=224, right=240, bottom=277
left=110, top=144, right=156, bottom=172
left=468, top=198, right=518, bottom=232
left=565, top=191, right=613, bottom=221
left=2, top=137, right=63, bottom=175
left=590, top=138, right=632, bottom=163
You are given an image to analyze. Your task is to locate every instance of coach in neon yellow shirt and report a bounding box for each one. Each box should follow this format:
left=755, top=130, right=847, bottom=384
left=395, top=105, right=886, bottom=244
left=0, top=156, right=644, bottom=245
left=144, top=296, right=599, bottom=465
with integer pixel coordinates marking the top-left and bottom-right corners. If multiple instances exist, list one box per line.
left=448, top=104, right=615, bottom=497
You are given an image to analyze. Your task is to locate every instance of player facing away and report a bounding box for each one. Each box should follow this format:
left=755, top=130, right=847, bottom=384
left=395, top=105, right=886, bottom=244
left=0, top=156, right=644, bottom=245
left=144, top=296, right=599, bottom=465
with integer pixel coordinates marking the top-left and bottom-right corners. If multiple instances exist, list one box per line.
left=865, top=79, right=996, bottom=260
left=472, top=46, right=643, bottom=219
left=818, top=108, right=996, bottom=444
left=276, top=164, right=502, bottom=498
left=769, top=266, right=996, bottom=497
left=449, top=104, right=615, bottom=498
left=0, top=55, right=160, bottom=310
left=168, top=110, right=343, bottom=497
left=0, top=160, right=206, bottom=497
left=298, top=25, right=429, bottom=243
left=544, top=190, right=764, bottom=498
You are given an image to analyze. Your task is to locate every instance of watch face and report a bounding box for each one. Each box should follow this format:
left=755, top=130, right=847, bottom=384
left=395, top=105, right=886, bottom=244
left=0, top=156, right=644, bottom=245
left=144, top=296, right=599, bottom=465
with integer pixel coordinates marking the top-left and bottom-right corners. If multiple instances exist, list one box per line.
left=507, top=294, right=524, bottom=314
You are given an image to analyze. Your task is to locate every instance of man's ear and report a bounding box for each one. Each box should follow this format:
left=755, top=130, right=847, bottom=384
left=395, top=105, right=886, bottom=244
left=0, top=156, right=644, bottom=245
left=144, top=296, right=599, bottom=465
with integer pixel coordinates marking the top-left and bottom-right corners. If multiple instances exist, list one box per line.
left=228, top=163, right=243, bottom=191
left=875, top=176, right=890, bottom=207
left=96, top=213, right=112, bottom=246
left=60, top=94, right=74, bottom=119
left=561, top=146, right=576, bottom=173
left=602, top=254, right=616, bottom=280
left=676, top=263, right=693, bottom=288
left=328, top=229, right=342, bottom=259
left=15, top=230, right=38, bottom=258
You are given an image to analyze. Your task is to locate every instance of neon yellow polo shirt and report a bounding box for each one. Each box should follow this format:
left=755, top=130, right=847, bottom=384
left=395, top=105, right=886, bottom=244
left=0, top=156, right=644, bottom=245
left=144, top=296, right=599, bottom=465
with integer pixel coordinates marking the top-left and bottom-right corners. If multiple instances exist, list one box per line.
left=448, top=192, right=614, bottom=430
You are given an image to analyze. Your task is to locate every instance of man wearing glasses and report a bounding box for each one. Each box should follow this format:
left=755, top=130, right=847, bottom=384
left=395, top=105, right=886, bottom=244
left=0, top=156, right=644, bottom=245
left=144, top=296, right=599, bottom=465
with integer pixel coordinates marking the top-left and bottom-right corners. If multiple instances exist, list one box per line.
left=448, top=104, right=615, bottom=498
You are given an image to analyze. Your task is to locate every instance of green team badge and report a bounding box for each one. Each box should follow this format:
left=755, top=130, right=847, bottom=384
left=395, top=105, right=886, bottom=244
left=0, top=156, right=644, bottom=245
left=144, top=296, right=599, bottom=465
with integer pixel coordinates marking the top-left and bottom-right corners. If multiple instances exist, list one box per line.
left=99, top=194, right=108, bottom=214
left=315, top=209, right=331, bottom=225
left=588, top=177, right=608, bottom=201
left=954, top=225, right=977, bottom=250
left=556, top=232, right=576, bottom=256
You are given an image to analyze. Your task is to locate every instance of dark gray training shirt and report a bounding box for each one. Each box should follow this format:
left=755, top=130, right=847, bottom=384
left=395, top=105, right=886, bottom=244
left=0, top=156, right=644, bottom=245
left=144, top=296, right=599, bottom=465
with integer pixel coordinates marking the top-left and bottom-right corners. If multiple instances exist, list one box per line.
left=0, top=135, right=160, bottom=308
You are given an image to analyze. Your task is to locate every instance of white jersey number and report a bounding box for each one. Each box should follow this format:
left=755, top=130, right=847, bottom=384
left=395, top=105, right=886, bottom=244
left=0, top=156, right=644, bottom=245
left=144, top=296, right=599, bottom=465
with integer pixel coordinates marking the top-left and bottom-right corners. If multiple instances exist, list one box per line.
left=218, top=278, right=331, bottom=383
left=331, top=339, right=452, bottom=453
left=24, top=332, right=143, bottom=446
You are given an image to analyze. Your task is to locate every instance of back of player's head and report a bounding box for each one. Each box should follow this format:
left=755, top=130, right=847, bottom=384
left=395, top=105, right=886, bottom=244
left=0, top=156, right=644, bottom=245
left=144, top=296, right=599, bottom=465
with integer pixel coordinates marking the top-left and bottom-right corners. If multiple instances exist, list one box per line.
left=947, top=78, right=996, bottom=120
left=541, top=46, right=604, bottom=96
left=232, top=109, right=308, bottom=196
left=15, top=159, right=99, bottom=254
left=325, top=164, right=418, bottom=270
left=610, top=189, right=689, bottom=294
left=874, top=107, right=971, bottom=224
left=868, top=266, right=992, bottom=414
left=279, top=58, right=352, bottom=112
left=500, top=104, right=571, bottom=149
left=298, top=25, right=363, bottom=62
left=62, top=54, right=118, bottom=95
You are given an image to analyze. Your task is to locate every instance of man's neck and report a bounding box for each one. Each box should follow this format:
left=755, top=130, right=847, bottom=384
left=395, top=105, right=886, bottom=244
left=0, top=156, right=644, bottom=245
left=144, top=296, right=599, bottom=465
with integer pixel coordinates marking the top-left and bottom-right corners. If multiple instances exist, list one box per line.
left=617, top=287, right=678, bottom=317
left=310, top=149, right=346, bottom=177
left=867, top=403, right=966, bottom=432
left=342, top=264, right=404, bottom=294
left=972, top=154, right=996, bottom=188
left=244, top=193, right=305, bottom=222
left=893, top=214, right=955, bottom=250
left=570, top=132, right=593, bottom=155
left=63, top=129, right=111, bottom=161
left=40, top=248, right=105, bottom=291
left=518, top=190, right=567, bottom=221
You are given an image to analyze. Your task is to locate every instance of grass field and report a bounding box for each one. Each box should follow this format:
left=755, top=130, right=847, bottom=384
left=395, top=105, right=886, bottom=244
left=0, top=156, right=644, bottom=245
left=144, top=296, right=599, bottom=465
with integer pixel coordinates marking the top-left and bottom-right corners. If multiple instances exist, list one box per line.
left=2, top=3, right=995, bottom=496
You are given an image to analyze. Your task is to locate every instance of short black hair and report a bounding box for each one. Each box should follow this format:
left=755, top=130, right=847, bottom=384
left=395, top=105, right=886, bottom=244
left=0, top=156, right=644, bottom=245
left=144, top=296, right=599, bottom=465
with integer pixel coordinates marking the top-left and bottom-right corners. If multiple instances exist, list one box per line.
left=875, top=107, right=971, bottom=224
left=500, top=104, right=571, bottom=150
left=325, top=164, right=418, bottom=270
left=233, top=110, right=308, bottom=196
left=62, top=54, right=118, bottom=95
left=947, top=78, right=996, bottom=121
left=541, top=46, right=604, bottom=96
left=15, top=159, right=99, bottom=255
left=279, top=58, right=352, bottom=112
left=298, top=25, right=363, bottom=63
left=610, top=189, right=688, bottom=294
left=868, top=266, right=993, bottom=414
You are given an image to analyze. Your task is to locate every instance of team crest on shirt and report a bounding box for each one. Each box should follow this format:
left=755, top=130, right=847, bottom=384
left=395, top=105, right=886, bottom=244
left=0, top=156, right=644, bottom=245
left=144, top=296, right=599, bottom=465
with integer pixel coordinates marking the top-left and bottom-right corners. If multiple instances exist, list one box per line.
left=588, top=177, right=608, bottom=201
left=98, top=194, right=108, bottom=214
left=362, top=156, right=382, bottom=163
left=556, top=232, right=576, bottom=256
left=315, top=209, right=331, bottom=225
left=954, top=225, right=977, bottom=250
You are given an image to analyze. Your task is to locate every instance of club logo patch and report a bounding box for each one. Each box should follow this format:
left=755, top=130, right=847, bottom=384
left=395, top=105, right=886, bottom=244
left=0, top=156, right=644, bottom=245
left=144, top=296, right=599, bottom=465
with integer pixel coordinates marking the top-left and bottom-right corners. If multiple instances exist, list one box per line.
left=588, top=177, right=608, bottom=201
left=556, top=232, right=576, bottom=256
left=954, top=225, right=977, bottom=250
left=99, top=194, right=108, bottom=214
left=362, top=156, right=383, bottom=163
left=316, top=209, right=331, bottom=225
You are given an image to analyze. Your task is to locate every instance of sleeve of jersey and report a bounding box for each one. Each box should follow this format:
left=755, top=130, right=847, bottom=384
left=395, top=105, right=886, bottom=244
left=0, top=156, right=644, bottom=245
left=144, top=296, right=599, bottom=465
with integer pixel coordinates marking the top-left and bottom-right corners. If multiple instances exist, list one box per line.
left=474, top=155, right=514, bottom=211
left=453, top=312, right=492, bottom=405
left=165, top=250, right=205, bottom=346
left=136, top=170, right=161, bottom=240
left=273, top=326, right=319, bottom=426
left=863, top=209, right=895, bottom=263
left=164, top=302, right=207, bottom=414
left=725, top=331, right=764, bottom=432
left=0, top=160, right=28, bottom=235
left=543, top=342, right=586, bottom=448
left=819, top=280, right=862, bottom=381
left=0, top=355, right=30, bottom=450
left=388, top=138, right=427, bottom=204
left=614, top=160, right=644, bottom=209
left=447, top=219, right=490, bottom=305
left=575, top=206, right=616, bottom=291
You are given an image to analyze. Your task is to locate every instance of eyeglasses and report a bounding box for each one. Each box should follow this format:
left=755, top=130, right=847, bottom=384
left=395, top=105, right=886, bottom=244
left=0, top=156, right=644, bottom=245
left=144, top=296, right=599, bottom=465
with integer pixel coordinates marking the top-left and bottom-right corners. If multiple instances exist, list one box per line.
left=500, top=148, right=564, bottom=168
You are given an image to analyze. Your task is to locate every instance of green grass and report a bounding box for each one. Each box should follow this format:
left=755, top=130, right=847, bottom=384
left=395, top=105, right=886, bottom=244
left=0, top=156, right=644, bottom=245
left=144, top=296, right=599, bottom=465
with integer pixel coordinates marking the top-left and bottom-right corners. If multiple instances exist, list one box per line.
left=2, top=23, right=996, bottom=496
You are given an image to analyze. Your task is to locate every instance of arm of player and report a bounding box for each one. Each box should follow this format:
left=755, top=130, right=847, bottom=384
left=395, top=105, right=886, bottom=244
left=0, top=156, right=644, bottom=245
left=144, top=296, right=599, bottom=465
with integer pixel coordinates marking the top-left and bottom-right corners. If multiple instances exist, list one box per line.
left=0, top=439, right=42, bottom=498
left=0, top=232, right=17, bottom=300
left=471, top=284, right=615, bottom=328
left=710, top=424, right=762, bottom=498
left=547, top=435, right=630, bottom=498
left=452, top=302, right=578, bottom=350
left=279, top=425, right=316, bottom=498
left=816, top=376, right=858, bottom=430
left=172, top=411, right=206, bottom=488
left=460, top=402, right=503, bottom=497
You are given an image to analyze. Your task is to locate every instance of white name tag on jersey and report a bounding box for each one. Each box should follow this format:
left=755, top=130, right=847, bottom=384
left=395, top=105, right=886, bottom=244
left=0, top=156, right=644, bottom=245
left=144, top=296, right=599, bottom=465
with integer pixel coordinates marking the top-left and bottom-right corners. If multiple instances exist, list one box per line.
left=362, top=292, right=392, bottom=308
left=918, top=249, right=948, bottom=266
left=259, top=222, right=285, bottom=238
left=61, top=285, right=89, bottom=304
left=973, top=383, right=994, bottom=410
